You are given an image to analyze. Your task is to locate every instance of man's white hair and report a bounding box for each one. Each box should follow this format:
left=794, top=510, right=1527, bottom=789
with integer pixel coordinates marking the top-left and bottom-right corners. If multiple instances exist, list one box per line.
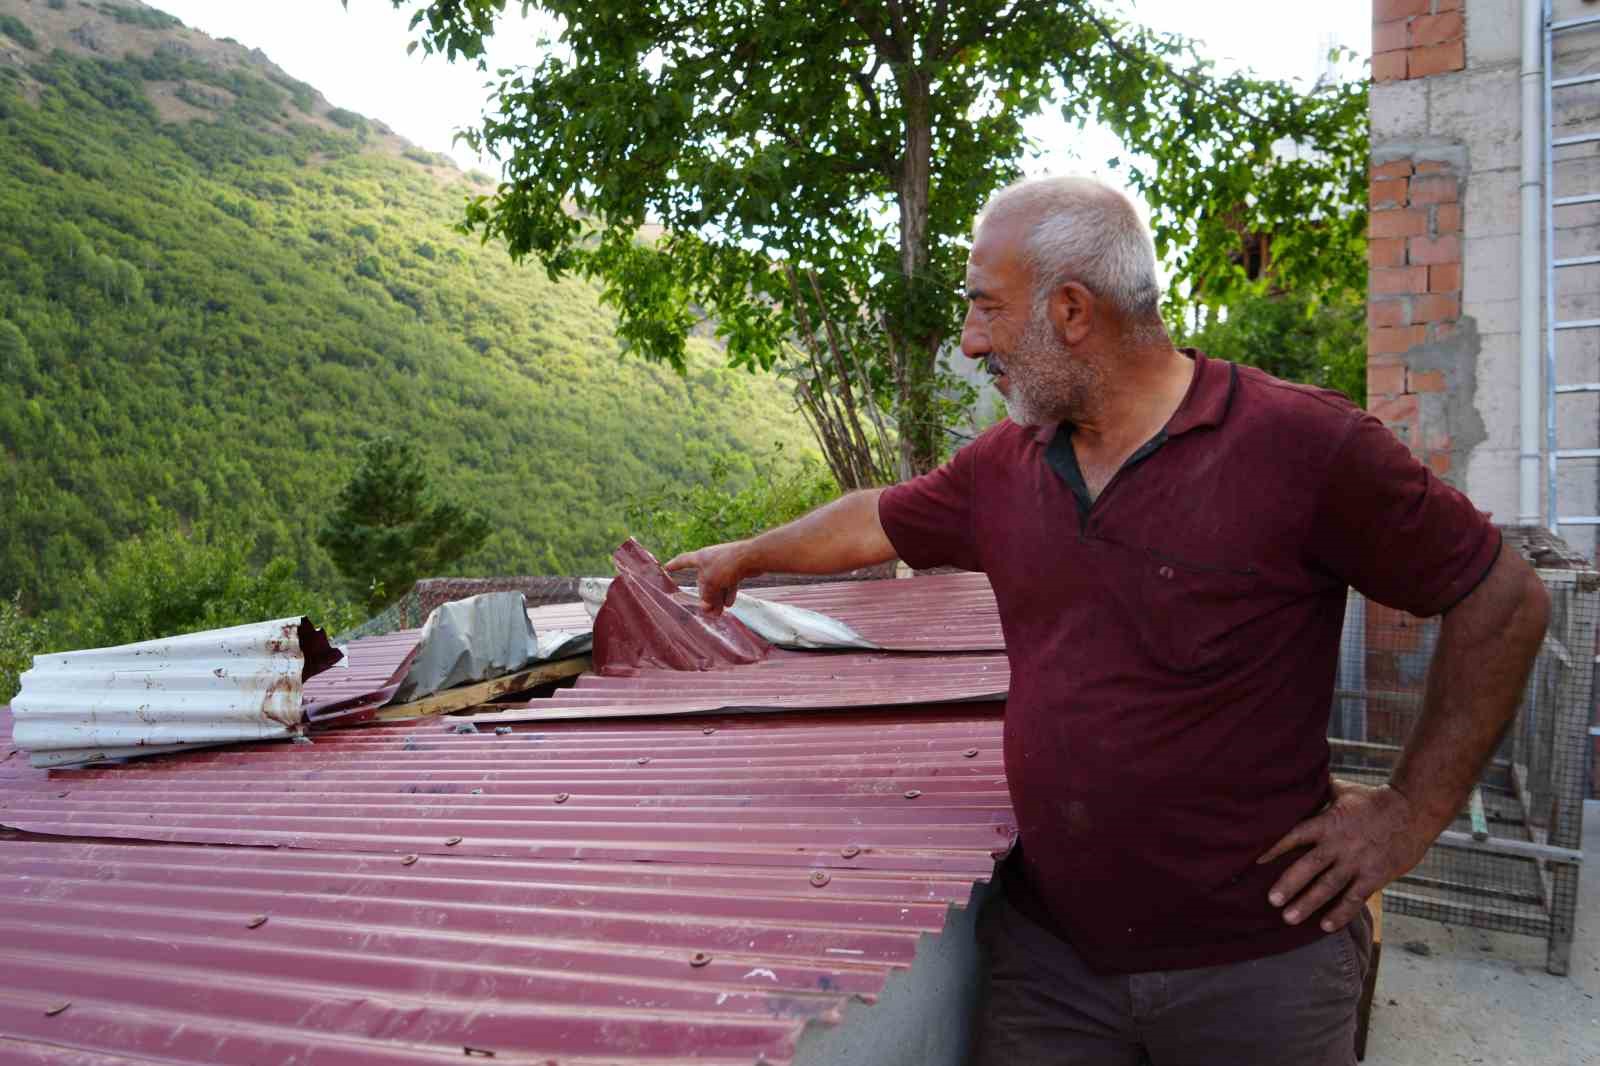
left=977, top=176, right=1162, bottom=321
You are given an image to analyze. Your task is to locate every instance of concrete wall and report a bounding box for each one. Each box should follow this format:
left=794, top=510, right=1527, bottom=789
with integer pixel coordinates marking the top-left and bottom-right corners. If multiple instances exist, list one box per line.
left=1370, top=0, right=1600, bottom=559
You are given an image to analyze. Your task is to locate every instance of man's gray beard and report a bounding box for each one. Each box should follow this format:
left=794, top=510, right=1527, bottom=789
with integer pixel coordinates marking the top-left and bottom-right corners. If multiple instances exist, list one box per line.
left=1001, top=309, right=1100, bottom=426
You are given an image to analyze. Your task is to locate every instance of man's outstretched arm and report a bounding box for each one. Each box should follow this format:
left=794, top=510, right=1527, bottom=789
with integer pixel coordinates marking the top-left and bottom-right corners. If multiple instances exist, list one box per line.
left=665, top=488, right=898, bottom=614
left=1259, top=545, right=1550, bottom=932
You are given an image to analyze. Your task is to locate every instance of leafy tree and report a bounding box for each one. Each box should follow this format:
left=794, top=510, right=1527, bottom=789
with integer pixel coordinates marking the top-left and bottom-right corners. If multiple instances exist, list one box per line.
left=60, top=508, right=365, bottom=651
left=318, top=437, right=493, bottom=611
left=1182, top=289, right=1366, bottom=407
left=624, top=448, right=839, bottom=561
left=396, top=0, right=1367, bottom=474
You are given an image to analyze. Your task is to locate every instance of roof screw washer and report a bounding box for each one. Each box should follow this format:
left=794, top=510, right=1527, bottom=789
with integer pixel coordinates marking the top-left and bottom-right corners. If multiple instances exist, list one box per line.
left=246, top=915, right=268, bottom=929
left=810, top=870, right=832, bottom=887
left=904, top=789, right=922, bottom=799
left=401, top=854, right=419, bottom=866
left=840, top=845, right=861, bottom=858
left=689, top=951, right=712, bottom=967
left=554, top=792, right=570, bottom=804
left=445, top=836, right=463, bottom=846
left=963, top=748, right=979, bottom=758
left=635, top=756, right=651, bottom=765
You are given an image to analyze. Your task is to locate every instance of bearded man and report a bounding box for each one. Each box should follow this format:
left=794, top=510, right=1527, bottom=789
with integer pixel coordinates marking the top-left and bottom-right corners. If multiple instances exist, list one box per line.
left=668, top=176, right=1549, bottom=1065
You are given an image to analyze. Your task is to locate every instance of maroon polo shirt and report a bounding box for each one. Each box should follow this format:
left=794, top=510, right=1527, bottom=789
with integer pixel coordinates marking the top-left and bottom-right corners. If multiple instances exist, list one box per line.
left=878, top=351, right=1499, bottom=974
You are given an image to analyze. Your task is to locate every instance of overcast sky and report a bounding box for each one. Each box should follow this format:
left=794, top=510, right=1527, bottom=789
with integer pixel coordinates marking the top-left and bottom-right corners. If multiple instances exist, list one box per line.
left=151, top=0, right=1370, bottom=180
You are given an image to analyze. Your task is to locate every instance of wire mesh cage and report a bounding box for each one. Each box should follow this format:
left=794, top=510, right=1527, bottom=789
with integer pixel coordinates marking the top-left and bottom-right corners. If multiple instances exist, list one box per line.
left=1329, top=526, right=1595, bottom=975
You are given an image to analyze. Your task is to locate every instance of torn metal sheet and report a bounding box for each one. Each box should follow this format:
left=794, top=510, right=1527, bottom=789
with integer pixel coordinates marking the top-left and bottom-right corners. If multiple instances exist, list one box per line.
left=10, top=618, right=338, bottom=769
left=467, top=649, right=1010, bottom=725
left=582, top=577, right=878, bottom=651
left=301, top=628, right=420, bottom=725
left=594, top=539, right=769, bottom=675
left=0, top=703, right=1013, bottom=1065
left=391, top=591, right=589, bottom=704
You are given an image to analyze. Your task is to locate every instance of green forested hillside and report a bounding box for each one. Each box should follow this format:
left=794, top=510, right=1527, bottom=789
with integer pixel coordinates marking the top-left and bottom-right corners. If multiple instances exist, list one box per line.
left=0, top=0, right=817, bottom=614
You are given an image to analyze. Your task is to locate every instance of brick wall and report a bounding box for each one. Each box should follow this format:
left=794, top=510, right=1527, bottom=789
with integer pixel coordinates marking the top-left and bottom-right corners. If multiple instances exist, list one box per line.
left=1374, top=0, right=1465, bottom=82
left=1367, top=157, right=1463, bottom=474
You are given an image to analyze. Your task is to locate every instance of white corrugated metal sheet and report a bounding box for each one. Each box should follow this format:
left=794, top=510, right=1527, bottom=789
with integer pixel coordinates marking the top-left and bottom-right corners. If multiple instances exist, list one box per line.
left=11, top=617, right=337, bottom=768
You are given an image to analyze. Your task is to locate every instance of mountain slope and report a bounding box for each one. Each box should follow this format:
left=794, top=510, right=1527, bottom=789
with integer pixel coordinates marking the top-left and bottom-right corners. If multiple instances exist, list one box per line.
left=0, top=0, right=816, bottom=612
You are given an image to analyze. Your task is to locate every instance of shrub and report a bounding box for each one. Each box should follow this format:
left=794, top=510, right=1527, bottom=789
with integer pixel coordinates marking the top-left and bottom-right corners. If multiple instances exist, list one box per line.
left=624, top=449, right=838, bottom=561
left=0, top=14, right=38, bottom=50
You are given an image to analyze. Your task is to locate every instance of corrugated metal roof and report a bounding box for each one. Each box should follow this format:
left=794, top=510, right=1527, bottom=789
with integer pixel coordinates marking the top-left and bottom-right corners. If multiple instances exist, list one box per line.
left=301, top=628, right=420, bottom=724
left=755, top=573, right=1003, bottom=651
left=0, top=704, right=1013, bottom=1064
left=470, top=649, right=1010, bottom=724
left=11, top=618, right=340, bottom=768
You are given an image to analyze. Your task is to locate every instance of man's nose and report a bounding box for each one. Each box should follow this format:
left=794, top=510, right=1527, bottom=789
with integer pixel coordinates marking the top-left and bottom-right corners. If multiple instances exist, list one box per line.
left=960, top=305, right=989, bottom=361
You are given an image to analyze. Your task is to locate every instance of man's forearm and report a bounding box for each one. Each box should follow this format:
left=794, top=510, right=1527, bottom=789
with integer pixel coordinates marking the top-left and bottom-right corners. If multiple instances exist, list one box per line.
left=739, top=488, right=896, bottom=578
left=1390, top=550, right=1550, bottom=838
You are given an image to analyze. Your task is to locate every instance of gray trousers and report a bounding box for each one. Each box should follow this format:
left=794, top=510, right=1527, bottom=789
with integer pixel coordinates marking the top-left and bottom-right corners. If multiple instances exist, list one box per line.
left=972, top=893, right=1374, bottom=1066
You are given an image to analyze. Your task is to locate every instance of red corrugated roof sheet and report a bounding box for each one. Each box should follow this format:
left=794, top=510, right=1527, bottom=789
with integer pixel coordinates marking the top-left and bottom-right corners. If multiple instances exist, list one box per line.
left=0, top=703, right=1014, bottom=1064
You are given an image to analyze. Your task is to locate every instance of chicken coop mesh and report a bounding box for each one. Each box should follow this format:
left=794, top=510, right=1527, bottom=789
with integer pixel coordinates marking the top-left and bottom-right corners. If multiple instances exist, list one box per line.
left=1329, top=525, right=1595, bottom=975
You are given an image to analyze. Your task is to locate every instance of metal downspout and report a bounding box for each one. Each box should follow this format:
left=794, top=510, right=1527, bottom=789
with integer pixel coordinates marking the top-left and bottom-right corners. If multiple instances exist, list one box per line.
left=1521, top=0, right=1546, bottom=525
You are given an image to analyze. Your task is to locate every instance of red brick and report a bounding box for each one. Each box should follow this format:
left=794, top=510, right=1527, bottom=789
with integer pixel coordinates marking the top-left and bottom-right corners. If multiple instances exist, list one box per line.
left=1411, top=292, right=1460, bottom=323
left=1372, top=159, right=1415, bottom=179
left=1371, top=208, right=1430, bottom=238
left=1369, top=363, right=1408, bottom=396
left=1374, top=19, right=1409, bottom=54
left=1410, top=369, right=1447, bottom=393
left=1408, top=40, right=1466, bottom=78
left=1427, top=449, right=1452, bottom=476
left=1435, top=202, right=1462, bottom=233
left=1375, top=0, right=1429, bottom=18
left=1435, top=0, right=1462, bottom=10
left=1408, top=174, right=1459, bottom=204
left=1371, top=237, right=1408, bottom=268
left=1409, top=234, right=1461, bottom=266
left=1374, top=50, right=1409, bottom=83
left=1409, top=12, right=1463, bottom=48
left=1371, top=392, right=1420, bottom=426
left=1429, top=262, right=1462, bottom=292
left=1370, top=325, right=1427, bottom=355
left=1373, top=266, right=1430, bottom=295
left=1414, top=160, right=1454, bottom=174
left=1369, top=297, right=1411, bottom=327
left=1370, top=178, right=1409, bottom=208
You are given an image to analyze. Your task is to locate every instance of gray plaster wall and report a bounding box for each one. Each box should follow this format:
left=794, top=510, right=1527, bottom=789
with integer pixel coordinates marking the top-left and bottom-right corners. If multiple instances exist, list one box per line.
left=793, top=879, right=993, bottom=1066
left=1372, top=0, right=1600, bottom=557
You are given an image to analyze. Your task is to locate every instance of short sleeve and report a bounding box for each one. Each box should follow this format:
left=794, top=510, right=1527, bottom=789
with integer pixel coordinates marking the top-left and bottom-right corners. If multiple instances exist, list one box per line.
left=878, top=438, right=982, bottom=573
left=1304, top=412, right=1500, bottom=616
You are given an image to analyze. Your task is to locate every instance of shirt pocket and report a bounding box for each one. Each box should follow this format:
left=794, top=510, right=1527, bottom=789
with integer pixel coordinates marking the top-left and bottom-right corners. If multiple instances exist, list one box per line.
left=1135, top=549, right=1261, bottom=676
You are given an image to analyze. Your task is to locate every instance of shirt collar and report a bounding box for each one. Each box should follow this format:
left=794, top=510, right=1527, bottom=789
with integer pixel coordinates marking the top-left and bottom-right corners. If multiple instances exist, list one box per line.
left=1163, top=348, right=1236, bottom=437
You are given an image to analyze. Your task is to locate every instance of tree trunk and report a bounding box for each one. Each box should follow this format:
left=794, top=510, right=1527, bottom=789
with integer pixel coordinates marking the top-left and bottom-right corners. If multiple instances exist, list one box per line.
left=893, top=65, right=944, bottom=477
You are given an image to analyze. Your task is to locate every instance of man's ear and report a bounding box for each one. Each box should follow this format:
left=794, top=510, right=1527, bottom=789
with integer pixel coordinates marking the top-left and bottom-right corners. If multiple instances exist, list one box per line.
left=1047, top=281, right=1096, bottom=346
